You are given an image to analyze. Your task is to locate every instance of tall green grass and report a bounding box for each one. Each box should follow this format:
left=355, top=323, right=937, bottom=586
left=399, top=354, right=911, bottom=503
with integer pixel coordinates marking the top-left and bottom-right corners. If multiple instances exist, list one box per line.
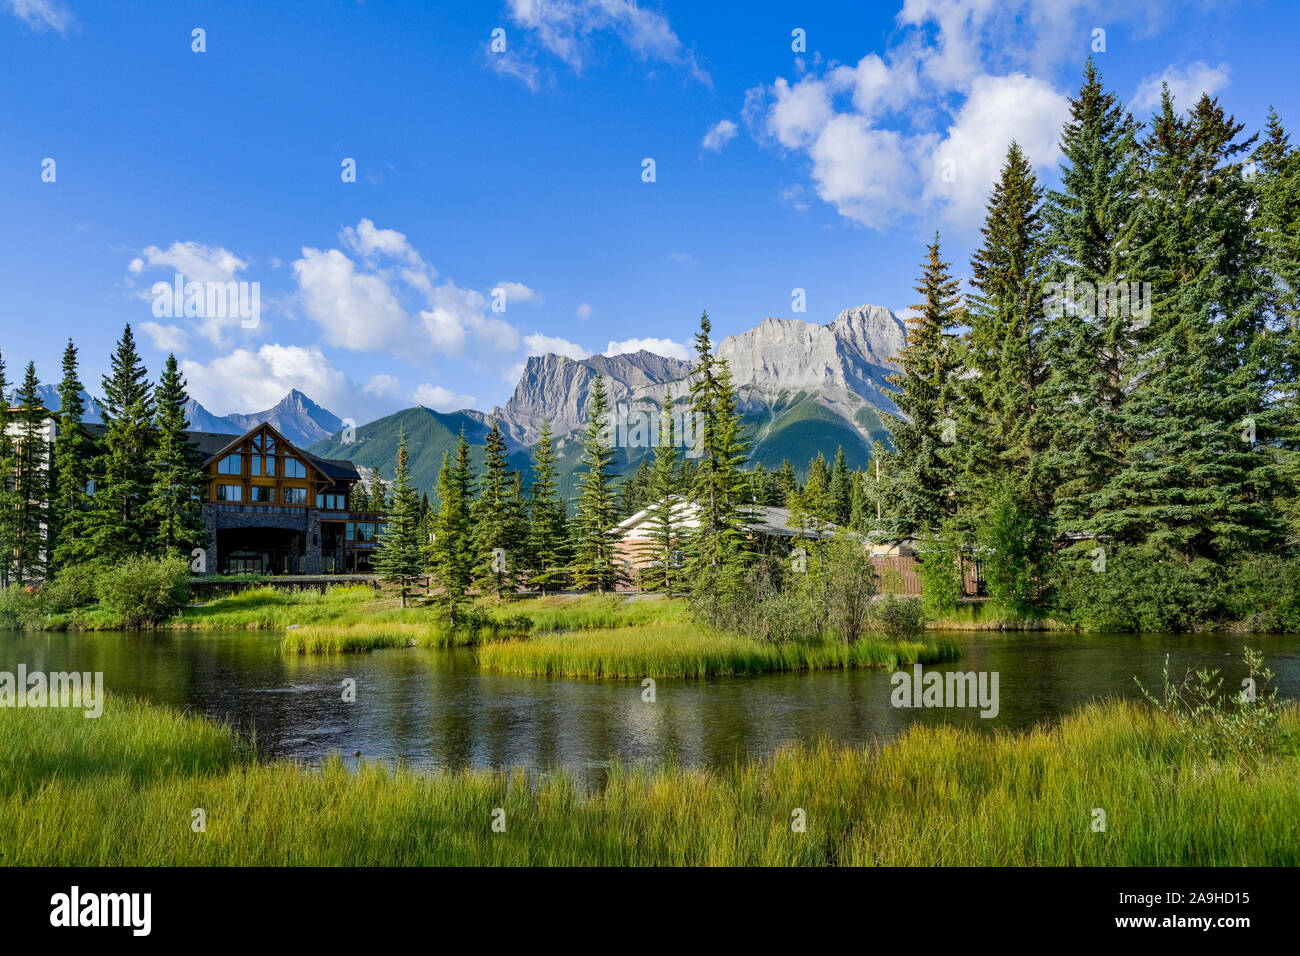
left=477, top=623, right=959, bottom=678
left=2, top=696, right=1296, bottom=865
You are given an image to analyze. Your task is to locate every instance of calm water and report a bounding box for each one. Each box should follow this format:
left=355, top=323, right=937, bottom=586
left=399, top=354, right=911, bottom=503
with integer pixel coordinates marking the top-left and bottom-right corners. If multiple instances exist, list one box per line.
left=2, top=628, right=1296, bottom=774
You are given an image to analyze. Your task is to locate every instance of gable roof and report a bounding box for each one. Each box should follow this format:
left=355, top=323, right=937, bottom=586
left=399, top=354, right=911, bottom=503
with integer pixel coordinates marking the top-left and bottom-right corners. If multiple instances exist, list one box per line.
left=616, top=497, right=836, bottom=541
left=80, top=421, right=360, bottom=482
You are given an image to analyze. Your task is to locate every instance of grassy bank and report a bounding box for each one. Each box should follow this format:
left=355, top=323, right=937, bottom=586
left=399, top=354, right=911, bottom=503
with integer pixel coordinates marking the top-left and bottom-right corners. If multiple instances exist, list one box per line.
left=477, top=623, right=958, bottom=678
left=924, top=599, right=1067, bottom=631
left=1, top=695, right=1296, bottom=865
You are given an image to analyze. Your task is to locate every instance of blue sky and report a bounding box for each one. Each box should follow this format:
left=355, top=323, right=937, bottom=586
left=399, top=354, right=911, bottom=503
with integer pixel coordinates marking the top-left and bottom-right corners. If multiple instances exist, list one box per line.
left=2, top=0, right=1296, bottom=423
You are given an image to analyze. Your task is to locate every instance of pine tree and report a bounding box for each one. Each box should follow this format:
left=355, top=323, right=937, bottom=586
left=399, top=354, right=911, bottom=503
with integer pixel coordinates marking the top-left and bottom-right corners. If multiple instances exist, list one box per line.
left=471, top=420, right=516, bottom=599
left=527, top=421, right=568, bottom=593
left=0, top=353, right=14, bottom=586
left=374, top=428, right=425, bottom=607
left=12, top=363, right=49, bottom=581
left=1039, top=60, right=1141, bottom=540
left=147, top=354, right=205, bottom=557
left=828, top=446, right=852, bottom=526
left=429, top=432, right=475, bottom=618
left=50, top=339, right=89, bottom=570
left=954, top=143, right=1054, bottom=600
left=369, top=466, right=389, bottom=512
left=85, top=325, right=155, bottom=562
left=1092, top=89, right=1275, bottom=563
left=620, top=458, right=652, bottom=517
left=774, top=459, right=798, bottom=507
left=644, top=389, right=682, bottom=592
left=569, top=373, right=623, bottom=592
left=686, top=313, right=751, bottom=611
left=880, top=234, right=962, bottom=538
left=351, top=481, right=371, bottom=512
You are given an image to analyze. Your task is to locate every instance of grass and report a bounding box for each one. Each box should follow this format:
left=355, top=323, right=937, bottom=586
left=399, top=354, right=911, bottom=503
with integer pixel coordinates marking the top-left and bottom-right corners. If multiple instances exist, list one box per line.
left=1, top=694, right=1296, bottom=865
left=925, top=599, right=1067, bottom=631
left=477, top=622, right=959, bottom=678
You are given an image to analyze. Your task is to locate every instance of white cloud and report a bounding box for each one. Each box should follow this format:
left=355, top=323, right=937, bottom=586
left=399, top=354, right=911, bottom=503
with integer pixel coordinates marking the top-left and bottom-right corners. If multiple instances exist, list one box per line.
left=576, top=302, right=593, bottom=320
left=921, top=73, right=1070, bottom=230
left=605, top=337, right=690, bottom=361
left=525, top=333, right=591, bottom=360
left=414, top=383, right=477, bottom=411
left=667, top=251, right=695, bottom=265
left=4, top=0, right=73, bottom=34
left=139, top=322, right=190, bottom=353
left=419, top=283, right=522, bottom=357
left=293, top=246, right=411, bottom=351
left=702, top=119, right=738, bottom=152
left=181, top=345, right=352, bottom=417
left=126, top=241, right=256, bottom=346
left=362, top=373, right=401, bottom=398
left=743, top=0, right=1150, bottom=232
left=494, top=281, right=541, bottom=306
left=1132, top=61, right=1230, bottom=113
left=500, top=0, right=709, bottom=86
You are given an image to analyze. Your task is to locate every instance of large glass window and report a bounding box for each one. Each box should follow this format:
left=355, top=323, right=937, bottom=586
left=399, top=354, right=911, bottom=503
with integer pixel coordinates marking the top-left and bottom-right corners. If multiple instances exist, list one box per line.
left=251, top=455, right=276, bottom=477
left=355, top=522, right=376, bottom=542
left=284, top=457, right=306, bottom=478
left=217, top=453, right=241, bottom=475
left=216, top=484, right=242, bottom=502
left=317, top=493, right=345, bottom=510
left=250, top=486, right=273, bottom=503
left=282, top=487, right=308, bottom=504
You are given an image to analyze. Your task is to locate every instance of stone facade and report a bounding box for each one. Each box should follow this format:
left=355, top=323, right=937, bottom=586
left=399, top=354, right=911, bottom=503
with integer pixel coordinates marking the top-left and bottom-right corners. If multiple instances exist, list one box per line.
left=202, top=504, right=323, bottom=574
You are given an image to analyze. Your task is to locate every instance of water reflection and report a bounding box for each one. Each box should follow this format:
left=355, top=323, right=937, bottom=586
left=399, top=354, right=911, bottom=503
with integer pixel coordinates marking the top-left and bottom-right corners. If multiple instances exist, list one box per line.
left=1, top=629, right=1295, bottom=775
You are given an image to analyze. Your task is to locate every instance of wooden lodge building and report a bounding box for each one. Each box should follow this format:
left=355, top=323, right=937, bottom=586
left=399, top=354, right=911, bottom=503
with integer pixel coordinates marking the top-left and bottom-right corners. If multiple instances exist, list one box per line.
left=83, top=420, right=385, bottom=575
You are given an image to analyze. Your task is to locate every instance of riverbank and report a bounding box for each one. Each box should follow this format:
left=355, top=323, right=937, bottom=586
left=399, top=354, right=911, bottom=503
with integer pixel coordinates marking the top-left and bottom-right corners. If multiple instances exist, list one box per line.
left=2, top=694, right=1295, bottom=865
left=476, top=623, right=957, bottom=677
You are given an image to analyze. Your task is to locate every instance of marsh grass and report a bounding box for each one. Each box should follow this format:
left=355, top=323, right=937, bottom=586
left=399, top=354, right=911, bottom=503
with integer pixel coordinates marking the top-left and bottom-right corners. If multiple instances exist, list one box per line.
left=2, top=695, right=1296, bottom=866
left=477, top=623, right=959, bottom=678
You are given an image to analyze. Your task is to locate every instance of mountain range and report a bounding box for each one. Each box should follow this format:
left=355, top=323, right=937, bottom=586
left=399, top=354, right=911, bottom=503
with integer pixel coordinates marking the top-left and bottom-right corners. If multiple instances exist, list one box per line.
left=308, top=304, right=907, bottom=494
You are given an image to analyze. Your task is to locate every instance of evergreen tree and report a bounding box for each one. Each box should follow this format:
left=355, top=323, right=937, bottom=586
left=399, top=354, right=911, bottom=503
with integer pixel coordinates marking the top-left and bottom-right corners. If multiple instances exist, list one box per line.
left=527, top=421, right=568, bottom=593
left=644, top=389, right=682, bottom=592
left=880, top=235, right=962, bottom=537
left=50, top=339, right=89, bottom=570
left=620, top=457, right=652, bottom=517
left=471, top=420, right=517, bottom=599
left=1092, top=89, right=1275, bottom=563
left=0, top=354, right=14, bottom=586
left=1039, top=60, right=1141, bottom=539
left=429, top=431, right=475, bottom=618
left=774, top=459, right=798, bottom=507
left=147, top=354, right=205, bottom=557
left=828, top=446, right=852, bottom=526
left=85, top=325, right=155, bottom=562
left=351, top=481, right=371, bottom=512
left=374, top=428, right=425, bottom=607
left=569, top=373, right=623, bottom=592
left=369, top=466, right=389, bottom=512
left=12, top=363, right=49, bottom=581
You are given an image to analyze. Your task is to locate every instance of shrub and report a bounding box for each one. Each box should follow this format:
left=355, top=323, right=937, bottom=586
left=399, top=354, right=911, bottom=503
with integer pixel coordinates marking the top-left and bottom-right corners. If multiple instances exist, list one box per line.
left=94, top=555, right=191, bottom=628
left=0, top=585, right=47, bottom=630
left=914, top=524, right=965, bottom=615
left=40, top=563, right=99, bottom=613
left=1053, top=548, right=1222, bottom=632
left=1136, top=647, right=1286, bottom=768
left=1220, top=555, right=1300, bottom=633
left=867, top=594, right=925, bottom=639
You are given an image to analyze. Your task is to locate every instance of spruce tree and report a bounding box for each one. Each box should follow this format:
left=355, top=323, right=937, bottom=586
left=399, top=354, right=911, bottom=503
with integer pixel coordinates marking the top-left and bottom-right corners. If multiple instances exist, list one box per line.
left=569, top=373, right=623, bottom=592
left=12, top=363, right=49, bottom=581
left=0, top=353, right=17, bottom=586
left=1039, top=60, right=1141, bottom=540
left=1093, top=89, right=1275, bottom=563
left=86, top=325, right=155, bottom=562
left=429, top=431, right=475, bottom=618
left=644, top=389, right=682, bottom=592
left=828, top=446, right=852, bottom=526
left=527, top=421, right=567, bottom=593
left=880, top=234, right=962, bottom=538
left=374, top=428, right=425, bottom=607
left=471, top=419, right=516, bottom=599
left=147, top=354, right=205, bottom=557
left=50, top=339, right=89, bottom=570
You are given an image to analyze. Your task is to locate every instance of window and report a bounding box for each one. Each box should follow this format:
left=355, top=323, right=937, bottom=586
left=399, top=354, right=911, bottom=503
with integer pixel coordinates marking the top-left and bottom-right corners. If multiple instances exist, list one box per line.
left=284, top=457, right=306, bottom=478
left=345, top=522, right=354, bottom=541
left=250, top=486, right=273, bottom=503
left=251, top=456, right=276, bottom=477
left=216, top=484, right=242, bottom=502
left=355, top=522, right=376, bottom=542
left=217, top=453, right=241, bottom=475
left=282, top=487, right=308, bottom=504
left=317, top=493, right=345, bottom=510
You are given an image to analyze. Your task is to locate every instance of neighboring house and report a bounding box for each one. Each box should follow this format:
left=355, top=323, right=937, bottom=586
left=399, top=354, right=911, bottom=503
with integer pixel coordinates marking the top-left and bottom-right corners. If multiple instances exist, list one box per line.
left=81, top=420, right=384, bottom=575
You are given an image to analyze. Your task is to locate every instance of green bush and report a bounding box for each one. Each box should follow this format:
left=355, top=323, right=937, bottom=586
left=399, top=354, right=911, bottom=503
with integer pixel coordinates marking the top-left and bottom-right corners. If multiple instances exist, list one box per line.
left=40, top=563, right=99, bottom=613
left=1052, top=548, right=1223, bottom=632
left=0, top=585, right=47, bottom=630
left=1220, top=555, right=1300, bottom=633
left=867, top=594, right=925, bottom=639
left=94, top=555, right=192, bottom=628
